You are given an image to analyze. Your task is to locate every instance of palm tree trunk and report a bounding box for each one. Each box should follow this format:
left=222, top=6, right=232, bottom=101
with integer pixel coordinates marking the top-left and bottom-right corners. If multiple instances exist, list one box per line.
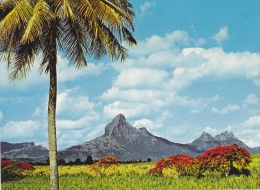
left=48, top=60, right=59, bottom=190
left=48, top=48, right=59, bottom=189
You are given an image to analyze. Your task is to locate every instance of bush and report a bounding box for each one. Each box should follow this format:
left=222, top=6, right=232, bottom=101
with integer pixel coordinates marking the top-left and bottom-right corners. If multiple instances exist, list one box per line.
left=196, top=145, right=252, bottom=177
left=75, top=158, right=81, bottom=165
left=149, top=145, right=252, bottom=178
left=149, top=155, right=194, bottom=177
left=1, top=159, right=35, bottom=182
left=90, top=156, right=120, bottom=178
left=85, top=156, right=94, bottom=165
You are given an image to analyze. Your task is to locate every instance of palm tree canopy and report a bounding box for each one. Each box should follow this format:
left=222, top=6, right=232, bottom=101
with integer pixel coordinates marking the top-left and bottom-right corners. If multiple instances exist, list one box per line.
left=0, top=0, right=137, bottom=82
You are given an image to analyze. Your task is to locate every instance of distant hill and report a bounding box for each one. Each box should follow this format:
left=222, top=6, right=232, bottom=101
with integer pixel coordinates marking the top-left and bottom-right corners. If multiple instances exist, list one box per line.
left=1, top=114, right=260, bottom=163
left=1, top=142, right=35, bottom=154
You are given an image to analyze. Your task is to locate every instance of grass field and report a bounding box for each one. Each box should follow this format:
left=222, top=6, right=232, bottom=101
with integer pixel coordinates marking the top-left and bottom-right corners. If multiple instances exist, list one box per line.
left=2, top=154, right=260, bottom=190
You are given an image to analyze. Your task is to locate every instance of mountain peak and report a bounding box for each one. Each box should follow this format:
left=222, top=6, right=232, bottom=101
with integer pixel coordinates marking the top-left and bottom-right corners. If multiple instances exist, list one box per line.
left=105, top=114, right=137, bottom=136
left=214, top=131, right=237, bottom=141
left=199, top=132, right=214, bottom=141
left=112, top=114, right=126, bottom=123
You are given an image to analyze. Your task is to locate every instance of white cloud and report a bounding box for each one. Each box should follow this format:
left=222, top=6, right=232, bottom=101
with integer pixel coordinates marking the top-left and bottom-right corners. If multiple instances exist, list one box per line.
left=140, top=2, right=155, bottom=17
left=204, top=126, right=220, bottom=136
left=114, top=68, right=169, bottom=89
left=212, top=104, right=240, bottom=114
left=214, top=26, right=229, bottom=44
left=244, top=93, right=259, bottom=105
left=103, top=101, right=154, bottom=119
left=127, top=31, right=190, bottom=57
left=134, top=111, right=172, bottom=131
left=57, top=115, right=99, bottom=130
left=0, top=55, right=105, bottom=89
left=56, top=88, right=97, bottom=118
left=228, top=116, right=260, bottom=147
left=1, top=120, right=42, bottom=139
left=57, top=55, right=105, bottom=82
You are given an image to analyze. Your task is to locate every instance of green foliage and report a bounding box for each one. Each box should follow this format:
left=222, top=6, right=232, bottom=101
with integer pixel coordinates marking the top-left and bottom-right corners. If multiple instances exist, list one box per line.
left=149, top=145, right=252, bottom=178
left=1, top=155, right=260, bottom=189
left=1, top=160, right=35, bottom=182
left=90, top=156, right=120, bottom=178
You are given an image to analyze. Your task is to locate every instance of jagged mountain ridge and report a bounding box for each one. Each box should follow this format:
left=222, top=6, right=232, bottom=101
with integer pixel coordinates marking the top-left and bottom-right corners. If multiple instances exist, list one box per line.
left=1, top=114, right=260, bottom=163
left=1, top=142, right=35, bottom=154
left=58, top=114, right=199, bottom=162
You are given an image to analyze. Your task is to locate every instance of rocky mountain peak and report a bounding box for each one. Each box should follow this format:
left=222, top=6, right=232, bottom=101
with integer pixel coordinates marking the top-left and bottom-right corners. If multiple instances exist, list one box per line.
left=112, top=114, right=126, bottom=124
left=104, top=114, right=138, bottom=137
left=214, top=131, right=237, bottom=141
left=199, top=132, right=214, bottom=141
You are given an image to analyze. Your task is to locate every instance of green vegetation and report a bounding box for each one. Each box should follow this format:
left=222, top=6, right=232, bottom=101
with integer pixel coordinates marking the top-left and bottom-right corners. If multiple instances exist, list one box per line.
left=2, top=154, right=260, bottom=190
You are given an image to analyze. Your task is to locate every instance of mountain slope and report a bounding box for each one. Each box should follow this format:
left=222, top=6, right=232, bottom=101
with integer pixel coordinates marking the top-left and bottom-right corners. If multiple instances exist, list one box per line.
left=58, top=114, right=199, bottom=162
left=1, top=142, right=35, bottom=154
left=1, top=114, right=259, bottom=163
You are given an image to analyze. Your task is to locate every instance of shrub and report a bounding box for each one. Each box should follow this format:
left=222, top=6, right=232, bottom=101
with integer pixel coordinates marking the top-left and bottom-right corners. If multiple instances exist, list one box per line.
left=1, top=160, right=35, bottom=182
left=75, top=158, right=81, bottom=165
left=90, top=156, right=120, bottom=178
left=85, top=156, right=94, bottom=165
left=149, top=155, right=194, bottom=177
left=149, top=145, right=252, bottom=178
left=197, top=145, right=252, bottom=176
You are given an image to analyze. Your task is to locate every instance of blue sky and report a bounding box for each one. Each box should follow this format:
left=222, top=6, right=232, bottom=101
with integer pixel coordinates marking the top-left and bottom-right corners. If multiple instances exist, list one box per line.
left=1, top=0, right=260, bottom=150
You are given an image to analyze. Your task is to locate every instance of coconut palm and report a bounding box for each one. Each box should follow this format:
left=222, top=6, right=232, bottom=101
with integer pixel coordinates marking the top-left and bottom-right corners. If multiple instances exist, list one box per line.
left=0, top=0, right=136, bottom=189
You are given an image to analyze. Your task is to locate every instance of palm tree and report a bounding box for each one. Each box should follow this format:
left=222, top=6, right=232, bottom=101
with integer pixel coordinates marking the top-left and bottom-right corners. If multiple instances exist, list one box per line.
left=0, top=0, right=136, bottom=189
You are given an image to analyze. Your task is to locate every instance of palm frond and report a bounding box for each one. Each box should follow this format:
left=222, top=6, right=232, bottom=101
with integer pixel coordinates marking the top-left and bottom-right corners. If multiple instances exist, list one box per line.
left=0, top=0, right=20, bottom=20
left=60, top=16, right=87, bottom=68
left=101, top=0, right=134, bottom=30
left=0, top=0, right=33, bottom=41
left=8, top=40, right=39, bottom=82
left=22, top=0, right=55, bottom=43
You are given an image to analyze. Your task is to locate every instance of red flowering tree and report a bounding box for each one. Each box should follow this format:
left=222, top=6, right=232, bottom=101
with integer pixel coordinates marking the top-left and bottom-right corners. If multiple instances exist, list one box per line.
left=1, top=159, right=36, bottom=182
left=90, top=156, right=120, bottom=178
left=196, top=145, right=252, bottom=176
left=149, top=145, right=252, bottom=178
left=149, top=155, right=194, bottom=176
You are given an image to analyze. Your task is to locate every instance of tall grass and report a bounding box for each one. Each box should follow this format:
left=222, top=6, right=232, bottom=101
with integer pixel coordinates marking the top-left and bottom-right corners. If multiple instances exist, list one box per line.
left=2, top=154, right=260, bottom=190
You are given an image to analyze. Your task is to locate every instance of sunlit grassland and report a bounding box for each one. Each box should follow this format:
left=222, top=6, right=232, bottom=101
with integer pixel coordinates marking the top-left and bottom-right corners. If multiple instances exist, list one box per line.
left=2, top=154, right=260, bottom=190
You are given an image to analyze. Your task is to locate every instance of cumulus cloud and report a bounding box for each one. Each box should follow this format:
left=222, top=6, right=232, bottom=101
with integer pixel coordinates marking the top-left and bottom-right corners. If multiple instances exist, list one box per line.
left=140, top=2, right=155, bottom=17
left=56, top=88, right=98, bottom=118
left=57, top=115, right=99, bottom=130
left=228, top=116, right=260, bottom=147
left=214, top=26, right=229, bottom=44
left=1, top=120, right=43, bottom=139
left=102, top=29, right=259, bottom=121
left=57, top=55, right=105, bottom=82
left=244, top=93, right=259, bottom=105
left=0, top=54, right=105, bottom=89
left=212, top=104, right=240, bottom=114
left=114, top=68, right=169, bottom=89
left=103, top=101, right=154, bottom=119
left=134, top=111, right=172, bottom=131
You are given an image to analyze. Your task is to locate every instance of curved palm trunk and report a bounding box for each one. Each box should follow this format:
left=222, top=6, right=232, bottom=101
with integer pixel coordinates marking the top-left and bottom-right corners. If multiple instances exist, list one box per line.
left=47, top=22, right=59, bottom=190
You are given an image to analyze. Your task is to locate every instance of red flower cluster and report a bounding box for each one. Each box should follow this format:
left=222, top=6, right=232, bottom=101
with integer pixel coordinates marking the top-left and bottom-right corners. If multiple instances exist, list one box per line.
left=149, top=145, right=252, bottom=177
left=1, top=159, right=35, bottom=171
left=14, top=162, right=36, bottom=171
left=195, top=145, right=252, bottom=176
left=99, top=156, right=119, bottom=165
left=1, top=159, right=35, bottom=182
left=90, top=156, right=120, bottom=177
left=149, top=155, right=194, bottom=176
